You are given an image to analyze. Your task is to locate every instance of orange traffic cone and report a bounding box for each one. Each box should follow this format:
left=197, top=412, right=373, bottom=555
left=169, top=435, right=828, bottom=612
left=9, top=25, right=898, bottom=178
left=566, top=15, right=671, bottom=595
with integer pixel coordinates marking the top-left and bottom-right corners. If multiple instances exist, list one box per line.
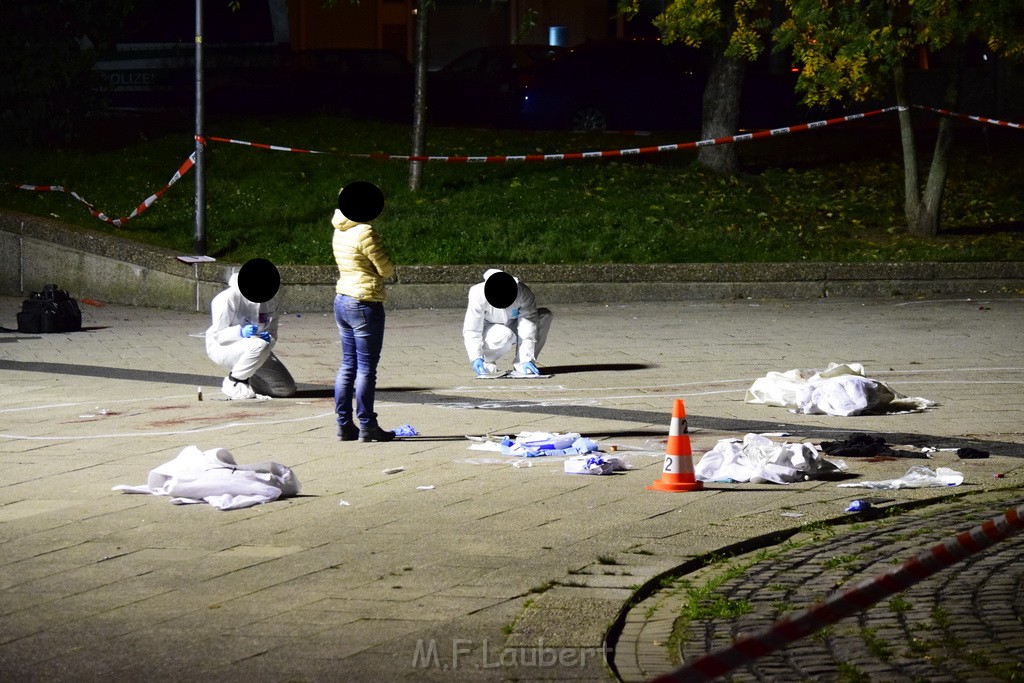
left=647, top=398, right=703, bottom=492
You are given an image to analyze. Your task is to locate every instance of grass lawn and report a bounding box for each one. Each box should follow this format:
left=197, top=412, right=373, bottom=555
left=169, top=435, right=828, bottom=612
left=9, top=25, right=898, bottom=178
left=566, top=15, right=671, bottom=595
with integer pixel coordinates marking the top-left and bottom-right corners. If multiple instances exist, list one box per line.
left=2, top=110, right=1022, bottom=265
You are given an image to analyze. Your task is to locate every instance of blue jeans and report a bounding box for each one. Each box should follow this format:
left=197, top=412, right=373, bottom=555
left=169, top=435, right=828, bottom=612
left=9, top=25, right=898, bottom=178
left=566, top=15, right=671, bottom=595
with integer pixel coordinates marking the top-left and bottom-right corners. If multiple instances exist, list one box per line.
left=334, top=295, right=386, bottom=430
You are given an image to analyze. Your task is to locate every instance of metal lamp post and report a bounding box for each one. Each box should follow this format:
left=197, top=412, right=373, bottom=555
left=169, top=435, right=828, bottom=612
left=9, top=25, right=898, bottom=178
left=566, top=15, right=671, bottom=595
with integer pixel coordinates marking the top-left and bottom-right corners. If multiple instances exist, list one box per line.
left=193, top=0, right=207, bottom=255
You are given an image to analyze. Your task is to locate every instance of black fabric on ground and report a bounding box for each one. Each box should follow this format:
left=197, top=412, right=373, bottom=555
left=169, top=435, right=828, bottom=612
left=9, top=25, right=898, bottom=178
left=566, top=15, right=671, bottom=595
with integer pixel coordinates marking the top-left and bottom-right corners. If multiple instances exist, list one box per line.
left=820, top=433, right=898, bottom=457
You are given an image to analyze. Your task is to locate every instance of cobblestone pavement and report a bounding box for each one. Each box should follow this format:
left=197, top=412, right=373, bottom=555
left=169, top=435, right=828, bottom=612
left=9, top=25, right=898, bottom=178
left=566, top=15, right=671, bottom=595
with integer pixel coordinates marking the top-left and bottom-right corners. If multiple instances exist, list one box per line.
left=615, top=491, right=1024, bottom=682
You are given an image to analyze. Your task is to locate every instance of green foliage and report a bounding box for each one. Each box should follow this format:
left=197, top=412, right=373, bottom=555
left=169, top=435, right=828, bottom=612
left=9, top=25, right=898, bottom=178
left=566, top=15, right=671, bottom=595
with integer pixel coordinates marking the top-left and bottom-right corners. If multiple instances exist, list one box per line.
left=653, top=0, right=771, bottom=60
left=685, top=592, right=752, bottom=620
left=776, top=0, right=1024, bottom=107
left=812, top=625, right=834, bottom=642
left=823, top=553, right=861, bottom=571
left=776, top=1, right=907, bottom=106
left=515, top=8, right=539, bottom=44
left=888, top=595, right=912, bottom=614
left=861, top=625, right=894, bottom=659
left=837, top=662, right=871, bottom=683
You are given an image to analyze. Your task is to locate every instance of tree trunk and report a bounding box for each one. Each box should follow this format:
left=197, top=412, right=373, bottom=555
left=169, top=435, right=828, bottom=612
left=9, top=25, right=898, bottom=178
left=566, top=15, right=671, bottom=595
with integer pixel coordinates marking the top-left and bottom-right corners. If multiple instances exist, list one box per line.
left=696, top=51, right=745, bottom=175
left=893, top=60, right=921, bottom=229
left=408, top=0, right=429, bottom=192
left=912, top=45, right=964, bottom=237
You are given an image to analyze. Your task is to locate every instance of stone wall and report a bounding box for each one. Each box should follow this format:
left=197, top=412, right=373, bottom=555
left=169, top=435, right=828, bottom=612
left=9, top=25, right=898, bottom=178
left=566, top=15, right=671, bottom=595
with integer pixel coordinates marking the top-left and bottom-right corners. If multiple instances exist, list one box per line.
left=2, top=209, right=1022, bottom=312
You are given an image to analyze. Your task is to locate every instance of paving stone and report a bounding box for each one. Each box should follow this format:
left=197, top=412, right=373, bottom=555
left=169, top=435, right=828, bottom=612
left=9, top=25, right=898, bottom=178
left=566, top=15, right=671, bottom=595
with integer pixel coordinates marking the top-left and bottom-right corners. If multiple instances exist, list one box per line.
left=1, top=295, right=1023, bottom=681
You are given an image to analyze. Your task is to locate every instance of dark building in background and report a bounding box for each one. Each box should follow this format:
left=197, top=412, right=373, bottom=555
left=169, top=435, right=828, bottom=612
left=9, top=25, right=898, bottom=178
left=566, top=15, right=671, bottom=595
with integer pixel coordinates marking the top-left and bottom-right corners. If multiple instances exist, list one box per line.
left=92, top=1, right=1019, bottom=120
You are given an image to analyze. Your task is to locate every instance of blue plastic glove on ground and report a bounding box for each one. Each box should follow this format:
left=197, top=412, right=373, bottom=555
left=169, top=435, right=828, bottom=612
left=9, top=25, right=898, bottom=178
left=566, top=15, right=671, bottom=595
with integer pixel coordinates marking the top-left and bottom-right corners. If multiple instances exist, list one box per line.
left=520, top=360, right=540, bottom=375
left=241, top=324, right=259, bottom=338
left=472, top=358, right=487, bottom=375
left=393, top=424, right=419, bottom=437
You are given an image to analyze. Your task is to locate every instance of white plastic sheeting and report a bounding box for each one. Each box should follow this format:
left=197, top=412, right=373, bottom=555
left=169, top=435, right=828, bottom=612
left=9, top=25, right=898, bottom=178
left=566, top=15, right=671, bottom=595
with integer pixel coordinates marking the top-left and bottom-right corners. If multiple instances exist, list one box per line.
left=745, top=362, right=935, bottom=416
left=837, top=465, right=963, bottom=490
left=694, top=433, right=844, bottom=484
left=113, top=445, right=300, bottom=510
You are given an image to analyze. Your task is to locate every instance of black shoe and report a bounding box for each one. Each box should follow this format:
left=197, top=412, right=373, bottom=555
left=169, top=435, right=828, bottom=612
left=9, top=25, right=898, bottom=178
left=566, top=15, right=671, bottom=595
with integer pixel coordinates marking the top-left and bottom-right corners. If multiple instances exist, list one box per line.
left=338, top=424, right=359, bottom=441
left=359, top=426, right=396, bottom=442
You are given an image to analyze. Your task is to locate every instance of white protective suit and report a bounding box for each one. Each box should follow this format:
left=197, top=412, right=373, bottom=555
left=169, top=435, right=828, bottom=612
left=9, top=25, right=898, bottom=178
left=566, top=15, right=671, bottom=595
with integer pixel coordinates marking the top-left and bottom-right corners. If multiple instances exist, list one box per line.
left=463, top=269, right=553, bottom=368
left=205, top=273, right=296, bottom=398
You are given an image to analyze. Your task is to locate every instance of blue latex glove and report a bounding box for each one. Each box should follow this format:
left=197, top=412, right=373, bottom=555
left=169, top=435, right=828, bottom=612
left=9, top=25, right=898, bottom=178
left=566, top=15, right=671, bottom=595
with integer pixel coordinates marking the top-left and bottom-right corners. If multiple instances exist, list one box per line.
left=258, top=331, right=272, bottom=342
left=520, top=360, right=540, bottom=375
left=472, top=358, right=487, bottom=375
left=240, top=324, right=259, bottom=338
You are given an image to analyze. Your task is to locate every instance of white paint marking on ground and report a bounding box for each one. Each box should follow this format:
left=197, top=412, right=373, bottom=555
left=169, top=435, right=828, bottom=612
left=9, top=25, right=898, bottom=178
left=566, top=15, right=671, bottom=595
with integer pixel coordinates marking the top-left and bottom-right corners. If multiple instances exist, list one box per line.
left=0, top=411, right=335, bottom=441
left=3, top=366, right=1022, bottom=441
left=893, top=298, right=1024, bottom=307
left=453, top=378, right=755, bottom=393
left=0, top=394, right=198, bottom=414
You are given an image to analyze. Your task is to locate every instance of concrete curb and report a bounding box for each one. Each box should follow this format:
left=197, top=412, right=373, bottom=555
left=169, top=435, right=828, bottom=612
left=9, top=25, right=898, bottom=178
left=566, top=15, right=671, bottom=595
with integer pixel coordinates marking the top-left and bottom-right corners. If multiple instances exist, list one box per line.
left=3, top=209, right=1022, bottom=312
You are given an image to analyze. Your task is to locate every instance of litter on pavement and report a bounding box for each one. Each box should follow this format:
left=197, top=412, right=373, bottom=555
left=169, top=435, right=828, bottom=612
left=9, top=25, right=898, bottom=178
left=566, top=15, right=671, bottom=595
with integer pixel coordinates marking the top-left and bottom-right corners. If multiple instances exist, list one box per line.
left=745, top=362, right=935, bottom=416
left=694, top=433, right=845, bottom=484
left=563, top=455, right=628, bottom=475
left=464, top=431, right=603, bottom=458
left=845, top=496, right=896, bottom=512
left=502, top=432, right=602, bottom=457
left=112, top=445, right=300, bottom=511
left=820, top=434, right=900, bottom=457
left=837, top=465, right=964, bottom=490
left=820, top=434, right=930, bottom=459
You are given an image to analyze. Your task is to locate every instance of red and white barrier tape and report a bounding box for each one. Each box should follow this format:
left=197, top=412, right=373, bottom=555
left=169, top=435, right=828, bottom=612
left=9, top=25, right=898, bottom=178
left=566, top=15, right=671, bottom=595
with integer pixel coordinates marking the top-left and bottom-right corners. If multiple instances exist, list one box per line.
left=15, top=151, right=197, bottom=228
left=649, top=502, right=1024, bottom=683
left=15, top=107, right=896, bottom=228
left=205, top=107, right=901, bottom=163
left=914, top=104, right=1022, bottom=129
left=14, top=104, right=1020, bottom=228
left=199, top=137, right=331, bottom=156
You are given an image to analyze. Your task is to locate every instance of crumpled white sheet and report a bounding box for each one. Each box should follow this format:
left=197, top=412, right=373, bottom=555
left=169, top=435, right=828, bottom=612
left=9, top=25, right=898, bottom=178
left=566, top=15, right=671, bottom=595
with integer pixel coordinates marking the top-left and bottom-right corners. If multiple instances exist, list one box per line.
left=745, top=362, right=935, bottom=416
left=837, top=465, right=963, bottom=490
left=695, top=433, right=844, bottom=484
left=113, top=445, right=300, bottom=510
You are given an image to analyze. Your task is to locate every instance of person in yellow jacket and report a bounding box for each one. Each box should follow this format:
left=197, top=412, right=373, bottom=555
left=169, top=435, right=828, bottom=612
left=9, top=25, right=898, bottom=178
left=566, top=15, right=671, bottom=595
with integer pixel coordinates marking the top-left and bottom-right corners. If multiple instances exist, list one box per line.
left=332, top=181, right=396, bottom=442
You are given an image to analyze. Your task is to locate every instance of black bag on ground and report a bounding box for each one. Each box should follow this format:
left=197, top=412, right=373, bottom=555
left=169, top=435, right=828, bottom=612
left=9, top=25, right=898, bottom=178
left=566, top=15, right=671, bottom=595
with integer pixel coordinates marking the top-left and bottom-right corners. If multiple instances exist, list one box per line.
left=16, top=284, right=83, bottom=333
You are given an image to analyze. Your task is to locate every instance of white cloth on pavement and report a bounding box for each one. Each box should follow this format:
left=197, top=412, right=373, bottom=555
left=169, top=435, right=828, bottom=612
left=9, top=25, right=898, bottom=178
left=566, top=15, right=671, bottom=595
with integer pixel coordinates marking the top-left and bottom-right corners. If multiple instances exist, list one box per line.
left=695, top=433, right=843, bottom=484
left=113, top=445, right=300, bottom=510
left=745, top=362, right=935, bottom=416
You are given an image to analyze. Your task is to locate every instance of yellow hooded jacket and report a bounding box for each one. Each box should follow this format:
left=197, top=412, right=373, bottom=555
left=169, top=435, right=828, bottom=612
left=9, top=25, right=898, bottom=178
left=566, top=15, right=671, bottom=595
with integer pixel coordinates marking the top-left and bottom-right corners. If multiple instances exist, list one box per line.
left=331, top=208, right=394, bottom=302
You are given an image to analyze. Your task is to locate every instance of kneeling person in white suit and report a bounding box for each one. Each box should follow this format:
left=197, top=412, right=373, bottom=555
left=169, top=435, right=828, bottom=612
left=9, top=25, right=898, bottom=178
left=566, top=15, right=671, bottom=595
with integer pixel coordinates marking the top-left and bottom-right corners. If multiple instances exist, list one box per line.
left=463, top=269, right=553, bottom=376
left=205, top=258, right=296, bottom=399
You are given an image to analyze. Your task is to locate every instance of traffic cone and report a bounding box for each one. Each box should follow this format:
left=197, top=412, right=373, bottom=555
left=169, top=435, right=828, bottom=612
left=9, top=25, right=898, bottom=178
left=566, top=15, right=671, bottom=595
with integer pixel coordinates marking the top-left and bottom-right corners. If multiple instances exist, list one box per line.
left=647, top=398, right=703, bottom=492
